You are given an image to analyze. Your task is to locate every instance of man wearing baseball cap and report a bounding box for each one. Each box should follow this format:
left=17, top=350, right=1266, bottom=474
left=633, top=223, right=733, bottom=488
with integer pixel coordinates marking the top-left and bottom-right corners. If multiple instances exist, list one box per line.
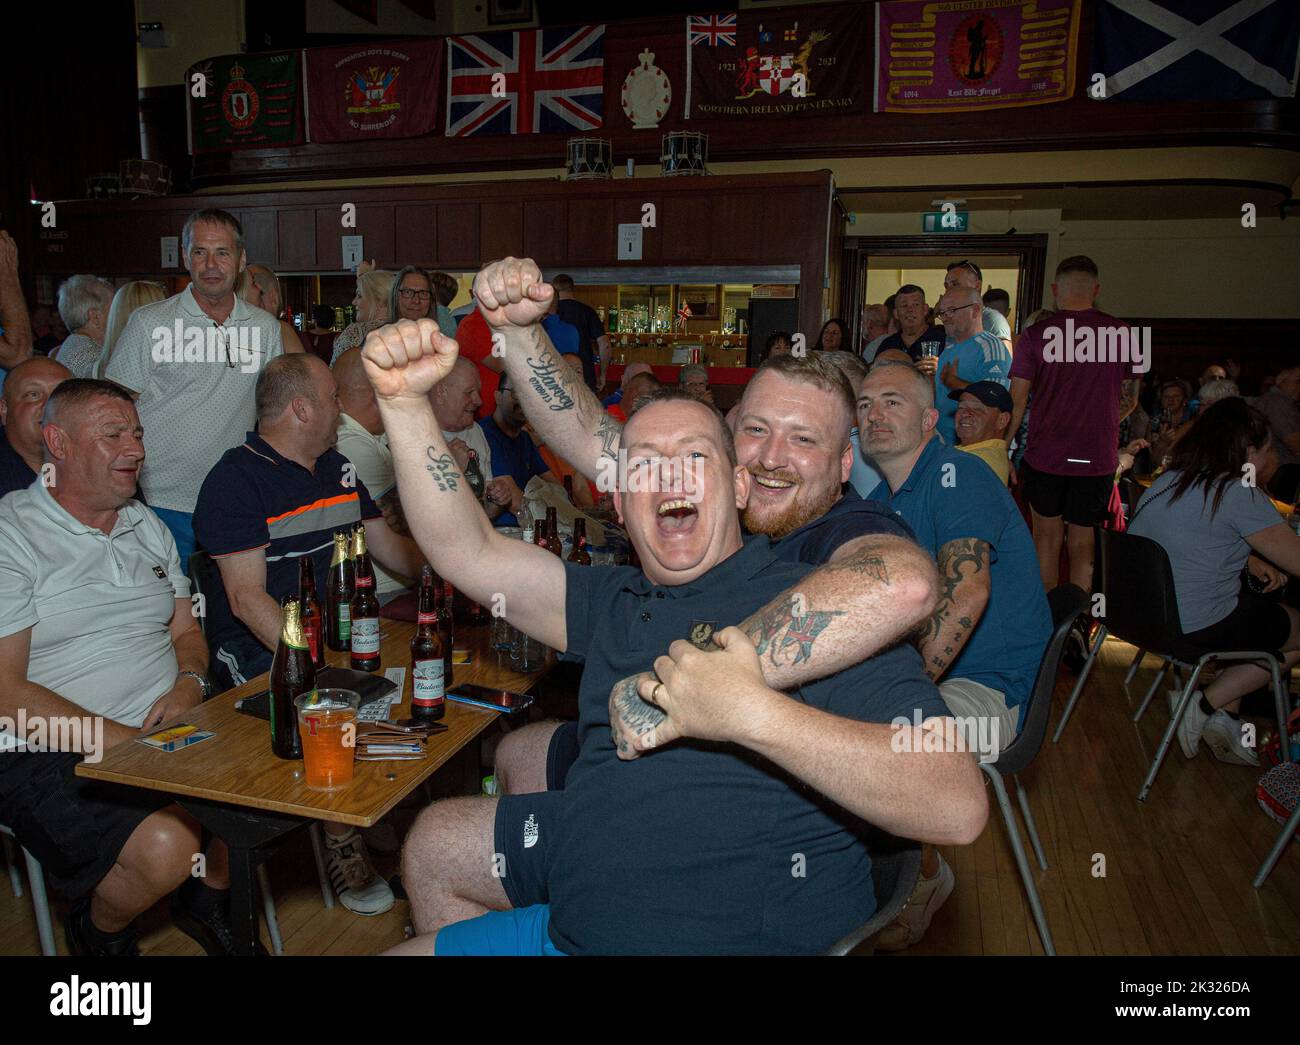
left=951, top=380, right=1013, bottom=485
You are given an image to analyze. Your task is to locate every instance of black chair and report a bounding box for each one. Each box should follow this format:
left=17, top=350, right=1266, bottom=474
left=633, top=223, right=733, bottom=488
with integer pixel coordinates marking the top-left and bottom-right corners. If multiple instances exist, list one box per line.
left=981, top=583, right=1088, bottom=957
left=1053, top=529, right=1291, bottom=801
left=826, top=839, right=922, bottom=956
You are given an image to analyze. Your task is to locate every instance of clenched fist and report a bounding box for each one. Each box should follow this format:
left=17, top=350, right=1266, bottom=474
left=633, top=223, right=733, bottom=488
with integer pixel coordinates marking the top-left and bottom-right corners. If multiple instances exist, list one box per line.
left=362, top=318, right=457, bottom=401
left=474, top=257, right=553, bottom=330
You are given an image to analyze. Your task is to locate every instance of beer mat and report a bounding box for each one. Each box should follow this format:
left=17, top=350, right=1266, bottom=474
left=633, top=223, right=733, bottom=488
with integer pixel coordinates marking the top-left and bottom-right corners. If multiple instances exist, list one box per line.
left=355, top=752, right=426, bottom=761
left=136, top=724, right=215, bottom=752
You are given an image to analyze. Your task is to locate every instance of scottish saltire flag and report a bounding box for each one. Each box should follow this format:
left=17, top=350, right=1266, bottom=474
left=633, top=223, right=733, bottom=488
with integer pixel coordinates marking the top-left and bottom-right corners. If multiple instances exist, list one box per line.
left=688, top=14, right=738, bottom=47
left=446, top=25, right=604, bottom=136
left=1093, top=0, right=1300, bottom=100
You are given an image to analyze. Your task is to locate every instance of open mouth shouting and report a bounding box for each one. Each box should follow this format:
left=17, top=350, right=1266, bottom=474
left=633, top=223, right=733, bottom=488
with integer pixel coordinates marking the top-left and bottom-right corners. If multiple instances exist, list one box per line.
left=656, top=497, right=700, bottom=535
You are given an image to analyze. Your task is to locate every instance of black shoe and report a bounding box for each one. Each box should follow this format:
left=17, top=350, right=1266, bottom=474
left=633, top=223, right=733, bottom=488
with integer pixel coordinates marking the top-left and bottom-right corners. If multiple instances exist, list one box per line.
left=65, top=897, right=141, bottom=956
left=170, top=888, right=268, bottom=956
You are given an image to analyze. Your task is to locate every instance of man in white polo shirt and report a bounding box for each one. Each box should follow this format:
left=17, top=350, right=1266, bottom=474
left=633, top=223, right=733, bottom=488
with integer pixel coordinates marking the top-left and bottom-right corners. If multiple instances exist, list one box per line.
left=104, top=207, right=292, bottom=574
left=0, top=379, right=239, bottom=955
left=333, top=347, right=412, bottom=602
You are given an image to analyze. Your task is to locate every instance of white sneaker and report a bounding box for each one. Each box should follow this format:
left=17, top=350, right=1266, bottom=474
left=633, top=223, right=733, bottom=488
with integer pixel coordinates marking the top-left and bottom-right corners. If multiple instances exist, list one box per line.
left=1176, top=692, right=1208, bottom=759
left=1202, top=711, right=1260, bottom=767
left=874, top=852, right=955, bottom=952
left=325, top=829, right=395, bottom=916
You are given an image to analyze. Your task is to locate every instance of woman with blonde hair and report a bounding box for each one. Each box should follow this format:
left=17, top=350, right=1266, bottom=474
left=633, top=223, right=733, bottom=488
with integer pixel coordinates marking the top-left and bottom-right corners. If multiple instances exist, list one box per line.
left=331, top=266, right=396, bottom=364
left=95, top=280, right=166, bottom=377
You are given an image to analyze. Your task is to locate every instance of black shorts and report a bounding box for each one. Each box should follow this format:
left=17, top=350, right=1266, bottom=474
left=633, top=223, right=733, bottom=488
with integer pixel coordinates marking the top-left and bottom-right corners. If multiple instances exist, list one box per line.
left=1183, top=592, right=1292, bottom=656
left=492, top=789, right=564, bottom=909
left=545, top=720, right=580, bottom=791
left=0, top=751, right=175, bottom=899
left=1021, top=463, right=1113, bottom=527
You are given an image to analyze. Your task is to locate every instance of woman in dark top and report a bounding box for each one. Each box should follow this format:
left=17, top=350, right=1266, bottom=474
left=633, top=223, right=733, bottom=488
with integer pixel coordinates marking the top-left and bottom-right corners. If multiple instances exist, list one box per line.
left=813, top=318, right=849, bottom=353
left=1128, top=400, right=1300, bottom=765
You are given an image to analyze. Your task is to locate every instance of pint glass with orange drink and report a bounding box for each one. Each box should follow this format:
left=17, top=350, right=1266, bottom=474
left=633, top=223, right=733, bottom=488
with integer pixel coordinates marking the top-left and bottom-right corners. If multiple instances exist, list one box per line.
left=295, top=689, right=360, bottom=791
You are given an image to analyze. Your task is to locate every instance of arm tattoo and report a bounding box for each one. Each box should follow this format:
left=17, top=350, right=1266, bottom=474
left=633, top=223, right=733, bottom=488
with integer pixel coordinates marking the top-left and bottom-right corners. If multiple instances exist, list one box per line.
left=915, top=538, right=990, bottom=678
left=609, top=675, right=666, bottom=754
left=828, top=551, right=890, bottom=585
left=743, top=595, right=844, bottom=669
left=594, top=414, right=622, bottom=462
left=424, top=448, right=461, bottom=492
left=525, top=351, right=576, bottom=412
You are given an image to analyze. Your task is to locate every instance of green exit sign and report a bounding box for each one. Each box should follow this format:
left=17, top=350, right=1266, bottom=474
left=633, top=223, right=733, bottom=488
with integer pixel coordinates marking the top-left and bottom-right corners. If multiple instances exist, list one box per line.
left=923, top=210, right=969, bottom=233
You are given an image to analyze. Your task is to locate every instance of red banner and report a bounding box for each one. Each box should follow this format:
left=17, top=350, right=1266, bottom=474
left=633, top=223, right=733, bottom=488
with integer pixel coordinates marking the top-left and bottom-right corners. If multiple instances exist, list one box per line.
left=306, top=38, right=442, bottom=142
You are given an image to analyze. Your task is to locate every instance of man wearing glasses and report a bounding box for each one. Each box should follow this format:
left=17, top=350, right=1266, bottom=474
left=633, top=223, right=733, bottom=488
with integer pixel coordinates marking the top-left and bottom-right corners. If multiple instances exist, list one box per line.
left=932, top=286, right=1011, bottom=446
left=944, top=260, right=1011, bottom=348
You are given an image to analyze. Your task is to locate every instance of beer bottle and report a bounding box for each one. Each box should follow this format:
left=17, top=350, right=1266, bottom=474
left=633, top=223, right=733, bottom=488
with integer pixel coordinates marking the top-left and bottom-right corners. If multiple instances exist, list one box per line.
left=464, top=449, right=486, bottom=505
left=270, top=596, right=314, bottom=760
left=410, top=567, right=446, bottom=722
left=299, top=556, right=325, bottom=670
left=350, top=526, right=381, bottom=672
left=517, top=500, right=535, bottom=544
left=544, top=507, right=563, bottom=557
left=436, top=579, right=455, bottom=685
left=568, top=518, right=591, bottom=565
left=325, top=532, right=354, bottom=652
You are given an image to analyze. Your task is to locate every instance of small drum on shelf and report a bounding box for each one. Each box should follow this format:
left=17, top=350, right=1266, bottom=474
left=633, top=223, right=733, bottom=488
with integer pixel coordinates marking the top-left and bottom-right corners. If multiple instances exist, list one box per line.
left=119, top=159, right=172, bottom=197
left=661, top=131, right=708, bottom=177
left=85, top=173, right=121, bottom=199
left=565, top=138, right=612, bottom=181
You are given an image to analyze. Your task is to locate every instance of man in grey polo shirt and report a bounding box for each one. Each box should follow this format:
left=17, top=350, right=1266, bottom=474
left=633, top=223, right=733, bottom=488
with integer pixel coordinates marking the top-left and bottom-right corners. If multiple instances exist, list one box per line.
left=0, top=379, right=238, bottom=955
left=104, top=207, right=290, bottom=573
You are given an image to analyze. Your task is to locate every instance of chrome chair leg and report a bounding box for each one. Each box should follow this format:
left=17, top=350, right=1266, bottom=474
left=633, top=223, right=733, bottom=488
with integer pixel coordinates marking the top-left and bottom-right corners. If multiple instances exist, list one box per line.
left=1123, top=647, right=1145, bottom=686
left=1053, top=624, right=1108, bottom=743
left=1133, top=659, right=1171, bottom=723
left=1140, top=659, right=1207, bottom=801
left=983, top=764, right=1055, bottom=955
left=1014, top=774, right=1049, bottom=871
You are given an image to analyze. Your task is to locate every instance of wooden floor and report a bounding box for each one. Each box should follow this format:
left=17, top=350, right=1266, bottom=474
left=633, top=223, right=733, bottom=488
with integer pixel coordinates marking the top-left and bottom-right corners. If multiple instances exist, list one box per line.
left=3, top=637, right=1298, bottom=956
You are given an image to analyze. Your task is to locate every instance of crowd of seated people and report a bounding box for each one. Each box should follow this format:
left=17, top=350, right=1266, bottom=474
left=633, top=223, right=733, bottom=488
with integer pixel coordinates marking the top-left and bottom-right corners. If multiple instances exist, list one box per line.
left=1, top=214, right=1298, bottom=958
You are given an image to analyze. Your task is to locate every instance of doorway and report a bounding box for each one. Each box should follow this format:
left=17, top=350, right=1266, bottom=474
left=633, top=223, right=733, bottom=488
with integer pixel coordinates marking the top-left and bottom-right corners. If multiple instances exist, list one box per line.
left=841, top=234, right=1049, bottom=349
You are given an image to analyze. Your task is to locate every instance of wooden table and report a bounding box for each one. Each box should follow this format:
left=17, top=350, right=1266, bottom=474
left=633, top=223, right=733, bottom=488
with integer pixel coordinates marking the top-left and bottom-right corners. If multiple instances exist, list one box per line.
left=78, top=618, right=552, bottom=954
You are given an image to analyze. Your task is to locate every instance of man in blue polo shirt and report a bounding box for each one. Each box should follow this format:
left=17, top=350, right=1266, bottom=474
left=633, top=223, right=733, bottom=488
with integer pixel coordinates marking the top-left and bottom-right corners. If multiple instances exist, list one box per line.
left=933, top=285, right=1011, bottom=445
left=479, top=372, right=562, bottom=527
left=193, top=354, right=426, bottom=917
left=366, top=284, right=985, bottom=955
left=858, top=359, right=1051, bottom=950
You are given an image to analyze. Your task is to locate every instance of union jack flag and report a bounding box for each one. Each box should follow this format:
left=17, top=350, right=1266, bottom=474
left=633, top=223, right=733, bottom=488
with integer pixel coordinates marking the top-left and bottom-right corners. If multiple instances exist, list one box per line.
left=446, top=25, right=604, bottom=137
left=688, top=13, right=737, bottom=47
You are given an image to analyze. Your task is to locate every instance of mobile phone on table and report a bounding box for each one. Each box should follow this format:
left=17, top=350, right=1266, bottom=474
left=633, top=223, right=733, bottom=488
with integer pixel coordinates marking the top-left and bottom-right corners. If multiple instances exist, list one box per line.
left=446, top=684, right=534, bottom=715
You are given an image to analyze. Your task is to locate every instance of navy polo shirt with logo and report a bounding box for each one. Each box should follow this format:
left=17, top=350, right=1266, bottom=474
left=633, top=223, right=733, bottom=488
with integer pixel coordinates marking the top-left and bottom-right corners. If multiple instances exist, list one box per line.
left=0, top=426, right=36, bottom=498
left=193, top=433, right=382, bottom=662
left=866, top=437, right=1051, bottom=719
left=546, top=530, right=949, bottom=956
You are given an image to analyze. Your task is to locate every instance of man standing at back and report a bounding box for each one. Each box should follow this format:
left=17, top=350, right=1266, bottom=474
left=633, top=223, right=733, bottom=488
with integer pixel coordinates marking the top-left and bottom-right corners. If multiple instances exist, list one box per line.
left=932, top=285, right=1011, bottom=446
left=1005, top=255, right=1135, bottom=590
left=105, top=208, right=284, bottom=570
left=552, top=274, right=610, bottom=391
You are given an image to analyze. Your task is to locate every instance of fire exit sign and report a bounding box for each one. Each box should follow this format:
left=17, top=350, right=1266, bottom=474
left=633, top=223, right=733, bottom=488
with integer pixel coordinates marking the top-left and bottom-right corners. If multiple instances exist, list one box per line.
left=923, top=210, right=969, bottom=233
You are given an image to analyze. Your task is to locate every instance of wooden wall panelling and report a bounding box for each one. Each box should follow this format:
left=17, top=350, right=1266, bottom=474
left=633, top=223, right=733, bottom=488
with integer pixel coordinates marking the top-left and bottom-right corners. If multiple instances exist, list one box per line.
left=479, top=200, right=524, bottom=263
left=565, top=197, right=617, bottom=265
left=393, top=203, right=437, bottom=266
left=277, top=209, right=317, bottom=270
left=435, top=203, right=481, bottom=268
left=314, top=204, right=396, bottom=271
left=237, top=209, right=279, bottom=271
left=522, top=199, right=567, bottom=266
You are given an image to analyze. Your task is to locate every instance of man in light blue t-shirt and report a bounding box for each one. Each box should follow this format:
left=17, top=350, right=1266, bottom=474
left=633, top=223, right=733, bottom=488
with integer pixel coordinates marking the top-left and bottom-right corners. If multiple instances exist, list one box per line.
left=933, top=286, right=1010, bottom=445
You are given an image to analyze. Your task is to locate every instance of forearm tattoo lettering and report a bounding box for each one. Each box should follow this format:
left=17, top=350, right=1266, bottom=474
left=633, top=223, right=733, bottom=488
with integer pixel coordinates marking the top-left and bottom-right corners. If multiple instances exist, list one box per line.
left=916, top=537, right=989, bottom=678
left=425, top=448, right=461, bottom=492
left=525, top=352, right=576, bottom=412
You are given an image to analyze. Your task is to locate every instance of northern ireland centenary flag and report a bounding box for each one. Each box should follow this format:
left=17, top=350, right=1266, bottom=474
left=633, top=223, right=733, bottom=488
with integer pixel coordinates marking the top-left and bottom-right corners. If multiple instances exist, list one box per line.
left=188, top=51, right=303, bottom=153
left=685, top=4, right=869, bottom=119
left=306, top=39, right=442, bottom=142
left=445, top=25, right=604, bottom=137
left=1092, top=0, right=1300, bottom=101
left=875, top=0, right=1081, bottom=113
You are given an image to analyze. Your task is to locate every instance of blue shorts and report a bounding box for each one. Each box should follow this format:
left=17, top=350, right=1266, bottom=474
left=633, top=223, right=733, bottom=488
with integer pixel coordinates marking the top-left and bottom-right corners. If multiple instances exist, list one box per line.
left=434, top=904, right=565, bottom=956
